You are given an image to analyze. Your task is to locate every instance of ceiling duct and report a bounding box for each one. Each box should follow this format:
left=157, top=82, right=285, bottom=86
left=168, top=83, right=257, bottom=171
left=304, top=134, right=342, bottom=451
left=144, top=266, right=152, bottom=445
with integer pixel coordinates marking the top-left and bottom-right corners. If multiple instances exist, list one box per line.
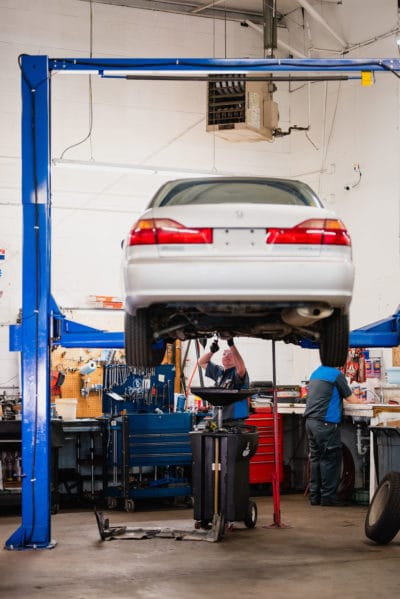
left=206, top=75, right=279, bottom=142
left=263, top=0, right=278, bottom=56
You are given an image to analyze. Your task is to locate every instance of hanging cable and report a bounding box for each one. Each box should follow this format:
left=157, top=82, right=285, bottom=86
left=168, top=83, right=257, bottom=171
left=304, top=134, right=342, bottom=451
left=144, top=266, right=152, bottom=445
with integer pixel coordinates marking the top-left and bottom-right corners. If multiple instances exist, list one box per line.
left=317, top=80, right=341, bottom=194
left=59, top=0, right=94, bottom=159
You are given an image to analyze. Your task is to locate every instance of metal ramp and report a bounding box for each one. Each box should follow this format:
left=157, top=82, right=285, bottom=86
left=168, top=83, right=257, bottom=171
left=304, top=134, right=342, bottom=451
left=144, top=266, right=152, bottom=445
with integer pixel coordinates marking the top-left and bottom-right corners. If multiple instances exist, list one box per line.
left=94, top=510, right=225, bottom=542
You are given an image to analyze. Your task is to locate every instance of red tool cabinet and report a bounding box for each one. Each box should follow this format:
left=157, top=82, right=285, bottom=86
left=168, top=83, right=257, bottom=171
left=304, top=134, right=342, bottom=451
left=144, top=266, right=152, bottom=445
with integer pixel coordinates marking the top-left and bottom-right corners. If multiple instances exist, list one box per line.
left=245, top=407, right=283, bottom=484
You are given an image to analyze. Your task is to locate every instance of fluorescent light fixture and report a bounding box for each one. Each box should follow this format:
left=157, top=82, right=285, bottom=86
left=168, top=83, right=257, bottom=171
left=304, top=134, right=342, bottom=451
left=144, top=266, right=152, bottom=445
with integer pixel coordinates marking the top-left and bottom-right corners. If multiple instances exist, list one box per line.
left=51, top=158, right=229, bottom=177
left=53, top=70, right=100, bottom=76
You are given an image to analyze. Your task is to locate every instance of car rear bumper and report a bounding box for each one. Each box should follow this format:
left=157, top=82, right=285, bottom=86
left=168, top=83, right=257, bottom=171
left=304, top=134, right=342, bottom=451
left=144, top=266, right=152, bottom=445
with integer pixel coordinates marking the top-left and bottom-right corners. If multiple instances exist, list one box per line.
left=123, top=256, right=354, bottom=314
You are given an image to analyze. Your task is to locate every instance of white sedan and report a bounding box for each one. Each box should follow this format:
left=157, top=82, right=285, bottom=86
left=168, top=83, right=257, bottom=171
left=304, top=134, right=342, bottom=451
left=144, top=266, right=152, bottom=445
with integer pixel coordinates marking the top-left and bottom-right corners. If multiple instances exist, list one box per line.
left=122, top=177, right=354, bottom=367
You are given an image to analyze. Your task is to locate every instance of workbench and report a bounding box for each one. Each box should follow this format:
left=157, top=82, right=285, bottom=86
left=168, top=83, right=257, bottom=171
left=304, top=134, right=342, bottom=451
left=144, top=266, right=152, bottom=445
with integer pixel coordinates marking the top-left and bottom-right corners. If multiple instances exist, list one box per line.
left=277, top=402, right=400, bottom=500
left=0, top=419, right=64, bottom=507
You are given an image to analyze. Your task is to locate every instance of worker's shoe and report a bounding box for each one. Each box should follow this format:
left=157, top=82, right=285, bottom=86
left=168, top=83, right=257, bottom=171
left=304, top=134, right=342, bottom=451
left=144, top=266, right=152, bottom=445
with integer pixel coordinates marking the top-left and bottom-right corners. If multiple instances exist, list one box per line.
left=309, top=495, right=320, bottom=505
left=320, top=497, right=350, bottom=507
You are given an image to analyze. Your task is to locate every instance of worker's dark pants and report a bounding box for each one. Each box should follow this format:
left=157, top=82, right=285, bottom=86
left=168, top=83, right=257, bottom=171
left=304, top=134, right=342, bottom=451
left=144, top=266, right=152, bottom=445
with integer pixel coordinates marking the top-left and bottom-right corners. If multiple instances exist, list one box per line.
left=305, top=418, right=342, bottom=503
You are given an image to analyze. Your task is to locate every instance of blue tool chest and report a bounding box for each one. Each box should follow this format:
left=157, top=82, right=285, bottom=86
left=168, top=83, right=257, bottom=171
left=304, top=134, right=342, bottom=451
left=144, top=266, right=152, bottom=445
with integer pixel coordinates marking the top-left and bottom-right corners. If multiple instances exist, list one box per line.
left=122, top=412, right=194, bottom=466
left=103, top=365, right=194, bottom=509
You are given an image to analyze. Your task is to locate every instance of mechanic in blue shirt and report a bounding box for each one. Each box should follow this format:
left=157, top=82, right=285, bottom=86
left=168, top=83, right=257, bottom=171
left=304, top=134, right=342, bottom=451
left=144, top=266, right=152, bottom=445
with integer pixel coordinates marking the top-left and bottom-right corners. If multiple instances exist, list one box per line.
left=198, top=338, right=249, bottom=423
left=304, top=364, right=362, bottom=506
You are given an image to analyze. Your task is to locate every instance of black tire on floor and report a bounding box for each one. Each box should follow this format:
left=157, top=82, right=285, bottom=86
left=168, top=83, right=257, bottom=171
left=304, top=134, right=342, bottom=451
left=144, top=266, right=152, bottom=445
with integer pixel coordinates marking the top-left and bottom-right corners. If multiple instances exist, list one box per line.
left=124, top=310, right=165, bottom=367
left=319, top=311, right=349, bottom=367
left=365, top=471, right=400, bottom=545
left=244, top=500, right=257, bottom=528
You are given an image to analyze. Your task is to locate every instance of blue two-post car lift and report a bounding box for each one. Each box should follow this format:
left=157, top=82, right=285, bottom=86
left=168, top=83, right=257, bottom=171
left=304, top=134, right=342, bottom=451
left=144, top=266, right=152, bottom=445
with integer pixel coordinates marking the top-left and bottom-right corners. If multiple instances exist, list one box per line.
left=6, top=54, right=400, bottom=549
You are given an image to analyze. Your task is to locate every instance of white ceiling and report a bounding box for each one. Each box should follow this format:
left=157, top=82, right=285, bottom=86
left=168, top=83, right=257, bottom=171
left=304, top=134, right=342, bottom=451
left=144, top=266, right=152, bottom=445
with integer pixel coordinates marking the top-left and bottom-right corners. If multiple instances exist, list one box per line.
left=77, top=1, right=400, bottom=58
left=79, top=0, right=309, bottom=25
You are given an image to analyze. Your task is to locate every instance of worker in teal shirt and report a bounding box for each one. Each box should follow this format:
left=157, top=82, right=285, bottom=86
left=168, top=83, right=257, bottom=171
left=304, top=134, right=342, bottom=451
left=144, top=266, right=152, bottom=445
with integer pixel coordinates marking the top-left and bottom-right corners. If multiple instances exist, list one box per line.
left=198, top=338, right=249, bottom=423
left=304, top=364, right=361, bottom=506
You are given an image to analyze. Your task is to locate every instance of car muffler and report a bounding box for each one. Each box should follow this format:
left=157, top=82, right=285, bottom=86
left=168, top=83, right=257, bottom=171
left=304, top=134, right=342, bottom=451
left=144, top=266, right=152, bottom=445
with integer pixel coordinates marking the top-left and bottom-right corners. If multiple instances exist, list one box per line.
left=281, top=306, right=333, bottom=327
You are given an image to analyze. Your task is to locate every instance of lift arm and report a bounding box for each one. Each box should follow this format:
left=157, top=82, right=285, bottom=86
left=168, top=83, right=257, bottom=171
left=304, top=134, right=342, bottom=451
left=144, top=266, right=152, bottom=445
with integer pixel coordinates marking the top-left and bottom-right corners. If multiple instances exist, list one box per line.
left=299, top=308, right=400, bottom=351
left=349, top=308, right=400, bottom=348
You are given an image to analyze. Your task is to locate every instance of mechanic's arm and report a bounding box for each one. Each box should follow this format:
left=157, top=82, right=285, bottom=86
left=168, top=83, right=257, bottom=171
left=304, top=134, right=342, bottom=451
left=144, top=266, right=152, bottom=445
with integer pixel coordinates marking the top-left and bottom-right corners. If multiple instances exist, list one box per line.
left=227, top=338, right=247, bottom=379
left=343, top=393, right=364, bottom=404
left=198, top=340, right=219, bottom=370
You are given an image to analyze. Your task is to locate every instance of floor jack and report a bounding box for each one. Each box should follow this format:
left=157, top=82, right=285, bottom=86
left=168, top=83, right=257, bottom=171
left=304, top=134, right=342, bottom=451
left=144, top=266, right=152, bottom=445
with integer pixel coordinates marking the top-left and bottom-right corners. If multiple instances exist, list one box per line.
left=95, top=389, right=258, bottom=543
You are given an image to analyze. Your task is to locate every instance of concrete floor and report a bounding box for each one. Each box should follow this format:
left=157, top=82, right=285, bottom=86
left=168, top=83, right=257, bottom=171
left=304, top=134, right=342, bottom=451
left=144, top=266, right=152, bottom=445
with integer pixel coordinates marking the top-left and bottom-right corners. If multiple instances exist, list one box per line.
left=0, top=494, right=399, bottom=599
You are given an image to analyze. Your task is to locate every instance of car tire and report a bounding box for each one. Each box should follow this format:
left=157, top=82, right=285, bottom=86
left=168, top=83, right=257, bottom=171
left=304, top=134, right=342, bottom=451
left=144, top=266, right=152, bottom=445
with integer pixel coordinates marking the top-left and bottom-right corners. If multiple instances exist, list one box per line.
left=125, top=311, right=165, bottom=368
left=365, top=471, right=400, bottom=545
left=319, top=311, right=349, bottom=367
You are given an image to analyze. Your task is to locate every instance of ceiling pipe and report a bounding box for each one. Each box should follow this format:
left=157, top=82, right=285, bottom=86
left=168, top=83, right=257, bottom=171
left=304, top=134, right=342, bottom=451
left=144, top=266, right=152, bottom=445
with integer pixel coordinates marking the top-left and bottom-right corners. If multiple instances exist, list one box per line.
left=245, top=20, right=307, bottom=59
left=263, top=0, right=277, bottom=56
left=296, top=0, right=347, bottom=49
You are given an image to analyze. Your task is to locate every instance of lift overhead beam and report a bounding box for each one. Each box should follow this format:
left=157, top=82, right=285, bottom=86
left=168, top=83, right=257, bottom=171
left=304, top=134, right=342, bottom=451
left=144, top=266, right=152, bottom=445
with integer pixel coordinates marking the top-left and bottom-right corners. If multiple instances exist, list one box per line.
left=49, top=56, right=400, bottom=75
left=7, top=54, right=400, bottom=551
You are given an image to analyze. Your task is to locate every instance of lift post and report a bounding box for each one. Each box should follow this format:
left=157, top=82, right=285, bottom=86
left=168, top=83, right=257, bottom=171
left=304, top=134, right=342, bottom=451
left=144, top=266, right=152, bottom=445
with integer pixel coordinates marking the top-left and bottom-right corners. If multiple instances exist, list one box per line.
left=6, top=55, right=54, bottom=550
left=8, top=54, right=400, bottom=550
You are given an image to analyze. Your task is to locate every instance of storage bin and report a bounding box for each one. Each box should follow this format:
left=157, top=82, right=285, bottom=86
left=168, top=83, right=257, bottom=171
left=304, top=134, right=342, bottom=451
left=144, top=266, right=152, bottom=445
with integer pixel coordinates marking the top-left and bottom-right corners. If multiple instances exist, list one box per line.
left=55, top=398, right=77, bottom=420
left=386, top=367, right=400, bottom=384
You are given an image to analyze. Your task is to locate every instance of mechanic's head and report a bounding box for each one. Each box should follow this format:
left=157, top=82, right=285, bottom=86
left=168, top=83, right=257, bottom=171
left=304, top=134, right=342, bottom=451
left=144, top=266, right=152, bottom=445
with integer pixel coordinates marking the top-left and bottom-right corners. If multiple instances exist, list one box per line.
left=222, top=348, right=235, bottom=369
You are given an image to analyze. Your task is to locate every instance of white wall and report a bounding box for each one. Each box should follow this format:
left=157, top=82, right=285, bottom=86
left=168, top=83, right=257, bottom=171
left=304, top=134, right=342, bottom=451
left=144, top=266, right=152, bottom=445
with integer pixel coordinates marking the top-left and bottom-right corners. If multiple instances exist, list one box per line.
left=0, top=0, right=399, bottom=389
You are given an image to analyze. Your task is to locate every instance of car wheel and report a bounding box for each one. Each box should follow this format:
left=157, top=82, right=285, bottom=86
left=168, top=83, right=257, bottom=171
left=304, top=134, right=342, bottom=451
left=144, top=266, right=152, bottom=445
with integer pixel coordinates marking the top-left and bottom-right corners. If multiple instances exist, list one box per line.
left=319, top=311, right=349, bottom=367
left=365, top=471, right=400, bottom=545
left=125, top=311, right=165, bottom=368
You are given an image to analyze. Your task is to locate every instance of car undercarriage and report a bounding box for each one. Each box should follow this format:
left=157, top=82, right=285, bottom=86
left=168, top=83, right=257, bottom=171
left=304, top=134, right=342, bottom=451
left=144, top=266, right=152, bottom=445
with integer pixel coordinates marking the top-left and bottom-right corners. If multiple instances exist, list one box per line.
left=124, top=302, right=349, bottom=368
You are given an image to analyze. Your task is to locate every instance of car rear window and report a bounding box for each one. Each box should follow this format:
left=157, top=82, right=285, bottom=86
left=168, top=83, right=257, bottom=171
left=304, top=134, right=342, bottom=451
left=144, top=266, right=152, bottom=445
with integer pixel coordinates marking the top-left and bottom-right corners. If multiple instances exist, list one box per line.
left=149, top=178, right=322, bottom=208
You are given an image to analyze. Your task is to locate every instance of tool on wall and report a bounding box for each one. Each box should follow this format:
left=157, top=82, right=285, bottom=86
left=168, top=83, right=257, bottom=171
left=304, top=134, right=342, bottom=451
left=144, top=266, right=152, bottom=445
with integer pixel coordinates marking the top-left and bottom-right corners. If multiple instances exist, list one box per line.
left=102, top=364, right=175, bottom=415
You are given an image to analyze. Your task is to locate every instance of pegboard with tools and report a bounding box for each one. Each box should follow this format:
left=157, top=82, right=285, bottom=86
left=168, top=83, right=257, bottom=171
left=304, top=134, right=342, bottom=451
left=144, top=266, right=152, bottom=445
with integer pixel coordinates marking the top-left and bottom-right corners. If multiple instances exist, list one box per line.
left=51, top=347, right=124, bottom=418
left=103, top=364, right=175, bottom=416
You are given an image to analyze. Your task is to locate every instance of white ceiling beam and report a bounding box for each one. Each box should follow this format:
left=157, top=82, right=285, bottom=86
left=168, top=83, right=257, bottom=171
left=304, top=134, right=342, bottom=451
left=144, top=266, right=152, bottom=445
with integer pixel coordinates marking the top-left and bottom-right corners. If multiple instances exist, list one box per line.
left=190, top=0, right=227, bottom=14
left=297, top=0, right=347, bottom=49
left=245, top=20, right=307, bottom=59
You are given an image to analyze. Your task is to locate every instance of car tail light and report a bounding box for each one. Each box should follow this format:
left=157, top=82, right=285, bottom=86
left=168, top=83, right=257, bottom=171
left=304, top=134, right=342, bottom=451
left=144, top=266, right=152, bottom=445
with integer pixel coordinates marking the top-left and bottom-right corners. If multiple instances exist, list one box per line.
left=266, top=219, right=351, bottom=246
left=128, top=218, right=213, bottom=245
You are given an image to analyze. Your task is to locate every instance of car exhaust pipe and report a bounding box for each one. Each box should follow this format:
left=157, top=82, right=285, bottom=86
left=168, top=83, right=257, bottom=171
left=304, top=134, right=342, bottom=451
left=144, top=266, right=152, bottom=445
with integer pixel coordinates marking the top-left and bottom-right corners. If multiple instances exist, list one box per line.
left=281, top=306, right=333, bottom=327
left=153, top=323, right=186, bottom=339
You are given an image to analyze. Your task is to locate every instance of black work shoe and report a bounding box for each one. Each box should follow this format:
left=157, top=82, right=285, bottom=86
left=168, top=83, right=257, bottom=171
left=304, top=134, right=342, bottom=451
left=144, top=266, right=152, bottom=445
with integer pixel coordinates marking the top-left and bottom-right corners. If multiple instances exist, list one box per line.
left=320, top=498, right=349, bottom=507
left=310, top=499, right=320, bottom=506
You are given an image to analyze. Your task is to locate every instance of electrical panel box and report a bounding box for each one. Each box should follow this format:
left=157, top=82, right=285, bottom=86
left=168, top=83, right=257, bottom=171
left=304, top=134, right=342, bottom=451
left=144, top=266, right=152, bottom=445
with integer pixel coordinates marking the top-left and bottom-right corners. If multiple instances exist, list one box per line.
left=207, top=76, right=279, bottom=142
